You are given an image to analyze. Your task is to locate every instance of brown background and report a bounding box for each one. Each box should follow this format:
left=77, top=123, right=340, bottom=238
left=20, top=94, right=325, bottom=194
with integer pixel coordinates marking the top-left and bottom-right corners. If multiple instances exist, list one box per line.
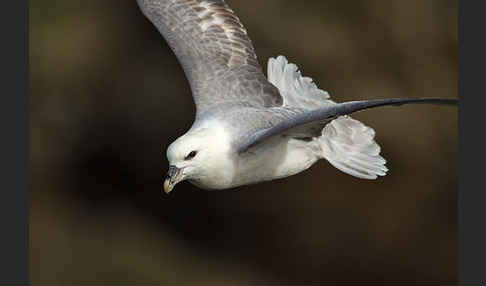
left=30, top=0, right=458, bottom=285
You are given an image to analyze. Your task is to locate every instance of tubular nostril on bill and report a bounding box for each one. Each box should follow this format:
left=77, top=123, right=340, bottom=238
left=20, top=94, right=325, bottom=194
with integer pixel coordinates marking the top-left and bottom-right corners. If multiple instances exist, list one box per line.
left=167, top=165, right=179, bottom=178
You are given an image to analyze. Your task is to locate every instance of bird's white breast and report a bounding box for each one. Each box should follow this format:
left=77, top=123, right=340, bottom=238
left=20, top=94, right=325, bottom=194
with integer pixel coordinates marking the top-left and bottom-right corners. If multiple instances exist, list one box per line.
left=187, top=120, right=321, bottom=190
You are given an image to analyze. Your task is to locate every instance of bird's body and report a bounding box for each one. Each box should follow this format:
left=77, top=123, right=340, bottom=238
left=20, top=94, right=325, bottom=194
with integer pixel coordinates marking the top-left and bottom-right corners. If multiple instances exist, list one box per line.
left=163, top=56, right=391, bottom=191
left=194, top=124, right=320, bottom=190
left=137, top=0, right=458, bottom=193
left=166, top=105, right=322, bottom=190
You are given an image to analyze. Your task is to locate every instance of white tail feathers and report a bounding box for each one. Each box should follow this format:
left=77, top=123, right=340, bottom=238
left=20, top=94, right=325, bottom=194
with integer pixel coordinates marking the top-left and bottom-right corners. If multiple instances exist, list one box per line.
left=268, top=55, right=387, bottom=179
left=318, top=116, right=388, bottom=179
left=267, top=55, right=333, bottom=109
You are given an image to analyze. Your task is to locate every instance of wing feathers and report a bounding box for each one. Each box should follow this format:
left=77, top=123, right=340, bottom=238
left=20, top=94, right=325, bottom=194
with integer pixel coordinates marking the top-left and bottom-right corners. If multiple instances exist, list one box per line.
left=137, top=0, right=283, bottom=114
left=237, top=97, right=458, bottom=153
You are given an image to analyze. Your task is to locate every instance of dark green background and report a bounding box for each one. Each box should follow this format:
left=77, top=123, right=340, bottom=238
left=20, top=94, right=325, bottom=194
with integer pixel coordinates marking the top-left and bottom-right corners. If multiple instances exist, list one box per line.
left=30, top=1, right=458, bottom=285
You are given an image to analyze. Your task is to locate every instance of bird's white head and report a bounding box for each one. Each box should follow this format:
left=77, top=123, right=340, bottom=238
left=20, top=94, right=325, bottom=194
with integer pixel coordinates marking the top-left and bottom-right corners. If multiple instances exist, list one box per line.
left=163, top=123, right=233, bottom=194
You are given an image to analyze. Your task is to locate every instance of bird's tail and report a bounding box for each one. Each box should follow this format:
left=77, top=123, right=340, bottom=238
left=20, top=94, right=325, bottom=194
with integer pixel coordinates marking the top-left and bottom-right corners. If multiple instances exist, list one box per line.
left=265, top=55, right=456, bottom=179
left=267, top=55, right=335, bottom=109
left=316, top=116, right=388, bottom=179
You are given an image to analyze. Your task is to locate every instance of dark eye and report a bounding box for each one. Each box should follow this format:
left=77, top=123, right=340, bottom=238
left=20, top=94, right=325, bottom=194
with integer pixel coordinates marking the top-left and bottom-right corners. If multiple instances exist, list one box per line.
left=185, top=151, right=197, bottom=160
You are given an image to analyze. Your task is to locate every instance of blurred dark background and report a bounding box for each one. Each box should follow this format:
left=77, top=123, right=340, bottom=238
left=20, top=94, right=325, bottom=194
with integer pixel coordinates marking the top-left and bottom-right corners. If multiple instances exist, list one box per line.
left=30, top=0, right=458, bottom=285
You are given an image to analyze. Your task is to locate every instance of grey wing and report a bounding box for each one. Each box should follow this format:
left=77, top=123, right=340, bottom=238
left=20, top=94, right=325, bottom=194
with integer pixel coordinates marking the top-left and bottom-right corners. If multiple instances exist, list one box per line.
left=236, top=98, right=458, bottom=153
left=137, top=0, right=282, bottom=117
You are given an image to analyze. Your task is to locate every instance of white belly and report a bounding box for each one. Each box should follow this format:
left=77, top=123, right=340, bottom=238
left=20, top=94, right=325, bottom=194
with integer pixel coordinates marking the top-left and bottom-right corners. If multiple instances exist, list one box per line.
left=230, top=137, right=321, bottom=188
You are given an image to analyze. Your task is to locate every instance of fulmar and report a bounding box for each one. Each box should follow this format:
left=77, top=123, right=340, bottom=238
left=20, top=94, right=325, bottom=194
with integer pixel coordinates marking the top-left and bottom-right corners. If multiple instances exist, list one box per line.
left=136, top=0, right=458, bottom=194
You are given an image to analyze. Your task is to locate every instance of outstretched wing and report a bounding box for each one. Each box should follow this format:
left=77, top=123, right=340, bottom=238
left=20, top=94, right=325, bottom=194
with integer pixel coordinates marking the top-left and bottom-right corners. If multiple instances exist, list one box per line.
left=137, top=0, right=282, bottom=117
left=237, top=98, right=458, bottom=153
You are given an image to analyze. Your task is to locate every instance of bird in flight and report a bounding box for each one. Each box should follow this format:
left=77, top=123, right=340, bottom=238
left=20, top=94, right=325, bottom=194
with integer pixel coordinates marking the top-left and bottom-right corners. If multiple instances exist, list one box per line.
left=136, top=0, right=458, bottom=194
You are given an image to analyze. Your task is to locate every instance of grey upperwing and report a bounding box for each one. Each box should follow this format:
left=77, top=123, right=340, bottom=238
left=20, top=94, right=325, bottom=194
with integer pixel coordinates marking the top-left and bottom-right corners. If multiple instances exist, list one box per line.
left=137, top=0, right=283, bottom=118
left=236, top=98, right=458, bottom=153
